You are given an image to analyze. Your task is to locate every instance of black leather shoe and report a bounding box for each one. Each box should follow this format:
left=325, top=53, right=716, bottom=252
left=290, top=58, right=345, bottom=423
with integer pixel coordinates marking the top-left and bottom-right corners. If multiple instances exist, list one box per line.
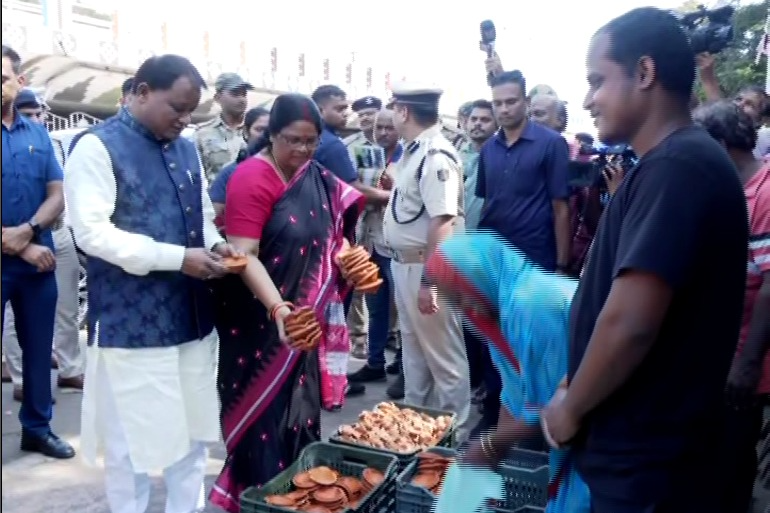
left=21, top=430, right=75, bottom=459
left=386, top=373, right=404, bottom=400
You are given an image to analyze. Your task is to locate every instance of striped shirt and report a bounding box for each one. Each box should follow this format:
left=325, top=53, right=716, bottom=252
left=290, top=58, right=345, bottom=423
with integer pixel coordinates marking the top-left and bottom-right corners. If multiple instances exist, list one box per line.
left=738, top=164, right=770, bottom=394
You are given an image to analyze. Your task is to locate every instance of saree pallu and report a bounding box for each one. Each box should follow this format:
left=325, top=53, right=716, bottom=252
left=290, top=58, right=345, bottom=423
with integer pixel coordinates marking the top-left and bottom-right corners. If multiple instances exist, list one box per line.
left=210, top=159, right=363, bottom=512
left=426, top=230, right=590, bottom=513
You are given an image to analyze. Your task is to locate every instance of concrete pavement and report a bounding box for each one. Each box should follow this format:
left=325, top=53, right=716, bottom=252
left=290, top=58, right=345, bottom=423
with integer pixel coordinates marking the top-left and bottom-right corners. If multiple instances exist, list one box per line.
left=1, top=354, right=398, bottom=513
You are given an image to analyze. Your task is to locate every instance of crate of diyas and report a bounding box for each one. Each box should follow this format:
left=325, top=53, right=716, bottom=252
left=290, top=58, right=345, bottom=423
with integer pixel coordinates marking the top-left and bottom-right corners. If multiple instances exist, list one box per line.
left=395, top=447, right=456, bottom=513
left=329, top=402, right=457, bottom=471
left=240, top=442, right=399, bottom=513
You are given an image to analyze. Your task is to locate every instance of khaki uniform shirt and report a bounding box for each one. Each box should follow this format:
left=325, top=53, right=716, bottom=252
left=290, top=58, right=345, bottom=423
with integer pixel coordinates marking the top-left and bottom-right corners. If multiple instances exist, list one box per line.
left=441, top=123, right=469, bottom=152
left=194, top=116, right=247, bottom=181
left=383, top=125, right=465, bottom=252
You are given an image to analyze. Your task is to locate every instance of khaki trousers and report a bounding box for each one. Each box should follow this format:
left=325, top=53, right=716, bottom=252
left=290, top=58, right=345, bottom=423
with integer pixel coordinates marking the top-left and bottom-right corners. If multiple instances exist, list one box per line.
left=391, top=260, right=471, bottom=442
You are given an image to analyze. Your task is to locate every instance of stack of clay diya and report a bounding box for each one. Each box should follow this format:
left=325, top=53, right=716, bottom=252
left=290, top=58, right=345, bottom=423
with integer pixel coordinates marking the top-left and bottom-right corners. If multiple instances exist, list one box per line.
left=221, top=255, right=249, bottom=273
left=264, top=465, right=386, bottom=512
left=409, top=451, right=455, bottom=496
left=284, top=306, right=322, bottom=352
left=337, top=246, right=383, bottom=294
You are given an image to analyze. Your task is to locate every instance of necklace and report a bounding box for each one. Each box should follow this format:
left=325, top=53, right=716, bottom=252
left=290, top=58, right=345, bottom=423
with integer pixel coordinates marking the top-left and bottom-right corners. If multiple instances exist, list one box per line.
left=268, top=151, right=291, bottom=183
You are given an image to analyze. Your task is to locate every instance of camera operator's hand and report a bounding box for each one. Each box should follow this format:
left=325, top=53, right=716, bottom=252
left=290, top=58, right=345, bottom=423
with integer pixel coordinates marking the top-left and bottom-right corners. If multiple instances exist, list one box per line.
left=602, top=162, right=625, bottom=196
left=696, top=52, right=716, bottom=73
left=484, top=52, right=503, bottom=78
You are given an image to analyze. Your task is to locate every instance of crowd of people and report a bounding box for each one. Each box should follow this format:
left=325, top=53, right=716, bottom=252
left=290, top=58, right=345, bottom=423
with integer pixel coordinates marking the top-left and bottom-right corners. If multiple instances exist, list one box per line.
left=1, top=5, right=769, bottom=513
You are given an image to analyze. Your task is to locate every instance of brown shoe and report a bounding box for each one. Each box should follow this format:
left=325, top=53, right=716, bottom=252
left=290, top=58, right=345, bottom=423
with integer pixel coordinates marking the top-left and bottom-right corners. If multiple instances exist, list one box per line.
left=1, top=362, right=11, bottom=383
left=58, top=375, right=84, bottom=390
left=12, top=386, right=56, bottom=404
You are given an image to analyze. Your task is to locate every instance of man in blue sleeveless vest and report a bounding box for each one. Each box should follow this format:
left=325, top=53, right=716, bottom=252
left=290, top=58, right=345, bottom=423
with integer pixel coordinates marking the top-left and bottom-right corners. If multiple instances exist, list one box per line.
left=2, top=44, right=75, bottom=459
left=65, top=55, right=242, bottom=513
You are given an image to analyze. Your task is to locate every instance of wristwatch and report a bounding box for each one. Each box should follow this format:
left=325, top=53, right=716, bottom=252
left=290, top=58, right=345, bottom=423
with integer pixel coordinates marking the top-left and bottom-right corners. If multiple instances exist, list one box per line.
left=27, top=219, right=42, bottom=240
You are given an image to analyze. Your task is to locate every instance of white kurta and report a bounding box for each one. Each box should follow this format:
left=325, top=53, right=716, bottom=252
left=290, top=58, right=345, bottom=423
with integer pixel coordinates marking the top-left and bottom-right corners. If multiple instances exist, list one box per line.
left=65, top=133, right=224, bottom=473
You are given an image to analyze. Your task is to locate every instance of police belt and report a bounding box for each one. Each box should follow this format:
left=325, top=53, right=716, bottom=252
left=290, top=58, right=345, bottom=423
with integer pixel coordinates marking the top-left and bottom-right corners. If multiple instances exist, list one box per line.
left=390, top=248, right=427, bottom=264
left=390, top=148, right=458, bottom=225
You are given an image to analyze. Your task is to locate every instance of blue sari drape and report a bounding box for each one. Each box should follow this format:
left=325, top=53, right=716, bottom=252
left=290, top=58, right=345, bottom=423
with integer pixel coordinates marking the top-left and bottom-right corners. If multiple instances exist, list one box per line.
left=425, top=230, right=590, bottom=513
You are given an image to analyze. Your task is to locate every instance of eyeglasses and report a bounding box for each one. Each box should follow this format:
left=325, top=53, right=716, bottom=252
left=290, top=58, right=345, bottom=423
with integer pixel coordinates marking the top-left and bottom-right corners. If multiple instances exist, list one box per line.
left=276, top=133, right=319, bottom=150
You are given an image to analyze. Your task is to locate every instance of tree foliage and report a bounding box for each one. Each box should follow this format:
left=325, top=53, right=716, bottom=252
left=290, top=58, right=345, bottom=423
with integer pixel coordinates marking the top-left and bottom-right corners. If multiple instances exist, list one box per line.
left=678, top=0, right=769, bottom=96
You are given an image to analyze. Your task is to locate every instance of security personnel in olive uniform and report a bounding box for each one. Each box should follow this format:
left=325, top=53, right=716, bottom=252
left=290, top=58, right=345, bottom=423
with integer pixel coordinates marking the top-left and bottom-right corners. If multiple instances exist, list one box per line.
left=194, top=72, right=254, bottom=181
left=343, top=96, right=382, bottom=359
left=383, top=83, right=472, bottom=442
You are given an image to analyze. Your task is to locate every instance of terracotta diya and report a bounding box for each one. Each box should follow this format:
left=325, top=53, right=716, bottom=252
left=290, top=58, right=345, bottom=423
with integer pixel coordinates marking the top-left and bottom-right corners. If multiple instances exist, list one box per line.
left=308, top=466, right=339, bottom=486
left=362, top=467, right=385, bottom=489
left=301, top=506, right=333, bottom=513
left=265, top=494, right=296, bottom=507
left=292, top=471, right=317, bottom=489
left=221, top=255, right=248, bottom=273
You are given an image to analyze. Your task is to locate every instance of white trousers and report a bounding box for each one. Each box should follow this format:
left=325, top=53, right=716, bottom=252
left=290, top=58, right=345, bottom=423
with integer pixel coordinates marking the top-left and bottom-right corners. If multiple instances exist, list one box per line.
left=3, top=227, right=84, bottom=384
left=391, top=261, right=472, bottom=442
left=96, top=357, right=207, bottom=513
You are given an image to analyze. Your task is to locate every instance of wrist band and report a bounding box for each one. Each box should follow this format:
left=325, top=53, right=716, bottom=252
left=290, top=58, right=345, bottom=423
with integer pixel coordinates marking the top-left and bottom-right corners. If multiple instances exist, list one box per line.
left=268, top=301, right=294, bottom=321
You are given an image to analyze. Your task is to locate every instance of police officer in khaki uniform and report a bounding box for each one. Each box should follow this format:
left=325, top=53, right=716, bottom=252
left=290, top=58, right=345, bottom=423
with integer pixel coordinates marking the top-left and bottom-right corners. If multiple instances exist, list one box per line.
left=194, top=72, right=254, bottom=181
left=343, top=96, right=382, bottom=360
left=383, top=83, right=472, bottom=442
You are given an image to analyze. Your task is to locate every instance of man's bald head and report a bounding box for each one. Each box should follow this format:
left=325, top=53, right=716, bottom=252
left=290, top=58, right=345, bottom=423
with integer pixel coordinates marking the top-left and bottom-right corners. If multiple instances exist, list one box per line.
left=529, top=94, right=561, bottom=131
left=374, top=109, right=398, bottom=149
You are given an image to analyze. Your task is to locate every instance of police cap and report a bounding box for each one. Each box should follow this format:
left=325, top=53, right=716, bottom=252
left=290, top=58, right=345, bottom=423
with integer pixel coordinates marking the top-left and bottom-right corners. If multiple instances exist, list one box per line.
left=388, top=82, right=443, bottom=108
left=351, top=96, right=382, bottom=112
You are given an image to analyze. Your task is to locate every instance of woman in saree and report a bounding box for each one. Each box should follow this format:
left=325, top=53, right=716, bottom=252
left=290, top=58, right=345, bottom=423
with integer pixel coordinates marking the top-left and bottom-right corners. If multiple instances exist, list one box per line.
left=425, top=230, right=590, bottom=513
left=209, top=94, right=364, bottom=512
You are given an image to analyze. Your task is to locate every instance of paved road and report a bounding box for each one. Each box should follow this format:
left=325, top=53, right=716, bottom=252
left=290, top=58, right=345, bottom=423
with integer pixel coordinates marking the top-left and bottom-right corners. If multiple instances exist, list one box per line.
left=0, top=349, right=399, bottom=513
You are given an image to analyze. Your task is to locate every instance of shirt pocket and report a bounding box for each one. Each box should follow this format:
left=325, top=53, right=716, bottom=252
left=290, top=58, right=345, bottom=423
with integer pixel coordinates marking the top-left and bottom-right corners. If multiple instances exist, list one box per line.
left=14, top=146, right=51, bottom=182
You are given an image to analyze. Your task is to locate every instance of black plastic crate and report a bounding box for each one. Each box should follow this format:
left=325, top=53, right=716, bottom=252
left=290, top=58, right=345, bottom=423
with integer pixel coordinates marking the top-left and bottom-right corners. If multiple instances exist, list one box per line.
left=240, top=442, right=399, bottom=513
left=395, top=447, right=457, bottom=513
left=329, top=402, right=457, bottom=471
left=496, top=449, right=549, bottom=510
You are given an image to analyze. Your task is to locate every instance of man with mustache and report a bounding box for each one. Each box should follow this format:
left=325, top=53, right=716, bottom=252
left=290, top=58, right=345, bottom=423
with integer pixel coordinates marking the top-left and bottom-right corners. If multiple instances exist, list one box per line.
left=195, top=72, right=254, bottom=181
left=1, top=44, right=73, bottom=460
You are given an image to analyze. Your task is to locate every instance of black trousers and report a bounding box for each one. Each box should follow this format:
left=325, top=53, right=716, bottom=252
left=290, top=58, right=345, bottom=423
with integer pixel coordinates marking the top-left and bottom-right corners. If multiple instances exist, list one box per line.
left=463, top=323, right=485, bottom=389
left=722, top=400, right=765, bottom=513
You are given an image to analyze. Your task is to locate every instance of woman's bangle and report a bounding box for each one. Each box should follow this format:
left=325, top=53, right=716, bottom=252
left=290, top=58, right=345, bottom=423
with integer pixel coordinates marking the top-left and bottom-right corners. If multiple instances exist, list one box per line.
left=267, top=301, right=293, bottom=321
left=480, top=432, right=500, bottom=461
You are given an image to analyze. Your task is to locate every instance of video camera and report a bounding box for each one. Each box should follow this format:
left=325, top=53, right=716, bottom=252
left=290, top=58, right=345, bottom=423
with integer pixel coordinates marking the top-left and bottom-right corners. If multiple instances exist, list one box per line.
left=568, top=144, right=637, bottom=191
left=677, top=4, right=735, bottom=54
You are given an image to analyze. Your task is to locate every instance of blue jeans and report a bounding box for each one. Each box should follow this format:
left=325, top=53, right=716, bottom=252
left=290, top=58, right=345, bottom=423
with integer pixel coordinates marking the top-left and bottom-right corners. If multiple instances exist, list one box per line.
left=2, top=271, right=57, bottom=436
left=365, top=251, right=392, bottom=369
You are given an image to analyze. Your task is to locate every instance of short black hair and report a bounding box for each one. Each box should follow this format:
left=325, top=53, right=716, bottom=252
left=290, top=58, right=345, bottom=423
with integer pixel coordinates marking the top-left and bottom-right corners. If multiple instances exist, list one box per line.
left=244, top=106, right=269, bottom=129
left=490, top=70, right=527, bottom=97
left=2, top=45, right=22, bottom=75
left=122, top=77, right=134, bottom=96
left=409, top=105, right=439, bottom=127
left=311, top=84, right=346, bottom=106
left=470, top=99, right=493, bottom=112
left=575, top=132, right=595, bottom=146
left=133, top=55, right=206, bottom=92
left=693, top=100, right=757, bottom=153
left=599, top=7, right=695, bottom=103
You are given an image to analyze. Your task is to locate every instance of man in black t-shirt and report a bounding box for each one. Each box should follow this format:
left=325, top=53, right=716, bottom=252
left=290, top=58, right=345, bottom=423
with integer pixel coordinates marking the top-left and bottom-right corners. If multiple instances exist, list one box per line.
left=541, top=8, right=749, bottom=513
